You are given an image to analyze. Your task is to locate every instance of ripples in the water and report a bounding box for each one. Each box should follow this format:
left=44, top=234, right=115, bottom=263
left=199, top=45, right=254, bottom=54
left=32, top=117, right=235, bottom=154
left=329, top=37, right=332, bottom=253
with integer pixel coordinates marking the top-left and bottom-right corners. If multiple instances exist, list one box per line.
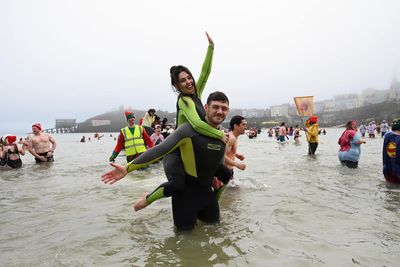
left=1, top=131, right=400, bottom=266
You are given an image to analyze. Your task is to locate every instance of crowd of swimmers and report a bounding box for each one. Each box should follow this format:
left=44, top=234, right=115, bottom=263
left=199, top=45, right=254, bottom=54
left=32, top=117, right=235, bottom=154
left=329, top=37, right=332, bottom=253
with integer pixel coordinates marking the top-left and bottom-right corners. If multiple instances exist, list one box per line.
left=1, top=123, right=56, bottom=168
left=2, top=116, right=400, bottom=230
left=2, top=32, right=400, bottom=232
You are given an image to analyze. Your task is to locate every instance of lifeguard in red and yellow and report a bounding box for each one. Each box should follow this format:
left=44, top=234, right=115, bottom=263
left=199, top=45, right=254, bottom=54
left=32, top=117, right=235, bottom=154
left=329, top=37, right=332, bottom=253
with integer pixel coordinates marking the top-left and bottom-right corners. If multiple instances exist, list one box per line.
left=304, top=116, right=319, bottom=155
left=109, top=111, right=154, bottom=163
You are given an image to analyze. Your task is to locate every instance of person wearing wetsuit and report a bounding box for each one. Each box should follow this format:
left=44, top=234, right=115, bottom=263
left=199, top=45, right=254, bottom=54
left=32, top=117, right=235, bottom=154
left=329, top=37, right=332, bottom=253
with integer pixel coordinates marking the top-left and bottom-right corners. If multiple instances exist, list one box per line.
left=162, top=32, right=227, bottom=200
left=383, top=118, right=400, bottom=184
left=102, top=92, right=232, bottom=230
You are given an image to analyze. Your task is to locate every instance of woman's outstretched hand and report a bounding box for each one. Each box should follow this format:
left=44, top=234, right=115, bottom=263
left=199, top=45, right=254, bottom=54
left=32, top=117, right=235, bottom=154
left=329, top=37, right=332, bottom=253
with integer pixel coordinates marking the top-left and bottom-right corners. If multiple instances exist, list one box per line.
left=101, top=162, right=128, bottom=184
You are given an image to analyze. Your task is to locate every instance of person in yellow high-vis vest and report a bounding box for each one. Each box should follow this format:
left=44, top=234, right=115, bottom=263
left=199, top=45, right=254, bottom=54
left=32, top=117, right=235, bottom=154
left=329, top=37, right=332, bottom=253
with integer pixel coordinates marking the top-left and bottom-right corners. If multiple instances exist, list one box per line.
left=109, top=111, right=154, bottom=163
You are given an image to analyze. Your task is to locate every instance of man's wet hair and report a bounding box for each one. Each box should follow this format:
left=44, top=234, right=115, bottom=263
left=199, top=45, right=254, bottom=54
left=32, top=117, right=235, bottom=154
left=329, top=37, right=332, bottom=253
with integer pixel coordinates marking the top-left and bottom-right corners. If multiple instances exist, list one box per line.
left=206, top=91, right=229, bottom=105
left=230, top=115, right=245, bottom=130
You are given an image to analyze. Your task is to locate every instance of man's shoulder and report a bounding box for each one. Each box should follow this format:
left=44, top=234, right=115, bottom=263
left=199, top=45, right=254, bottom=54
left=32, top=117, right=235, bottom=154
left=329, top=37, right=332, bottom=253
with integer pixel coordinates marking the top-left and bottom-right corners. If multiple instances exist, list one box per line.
left=42, top=132, right=54, bottom=140
left=229, top=132, right=237, bottom=140
left=385, top=132, right=400, bottom=140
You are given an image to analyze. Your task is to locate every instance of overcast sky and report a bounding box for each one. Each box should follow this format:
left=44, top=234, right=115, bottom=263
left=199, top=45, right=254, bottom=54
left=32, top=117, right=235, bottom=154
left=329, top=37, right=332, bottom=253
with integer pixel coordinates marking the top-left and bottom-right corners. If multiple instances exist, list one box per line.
left=1, top=0, right=400, bottom=134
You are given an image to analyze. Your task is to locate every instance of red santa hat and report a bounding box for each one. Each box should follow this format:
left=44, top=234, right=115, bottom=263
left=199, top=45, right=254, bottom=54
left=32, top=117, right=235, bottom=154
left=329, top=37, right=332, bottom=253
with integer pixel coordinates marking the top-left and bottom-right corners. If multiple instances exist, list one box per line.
left=5, top=135, right=17, bottom=145
left=32, top=123, right=42, bottom=131
left=308, top=116, right=318, bottom=123
left=124, top=111, right=135, bottom=120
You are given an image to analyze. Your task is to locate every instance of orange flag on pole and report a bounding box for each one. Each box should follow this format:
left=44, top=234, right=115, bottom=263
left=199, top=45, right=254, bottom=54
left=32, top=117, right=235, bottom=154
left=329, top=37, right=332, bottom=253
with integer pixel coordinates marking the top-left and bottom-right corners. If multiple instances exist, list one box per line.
left=294, top=96, right=314, bottom=117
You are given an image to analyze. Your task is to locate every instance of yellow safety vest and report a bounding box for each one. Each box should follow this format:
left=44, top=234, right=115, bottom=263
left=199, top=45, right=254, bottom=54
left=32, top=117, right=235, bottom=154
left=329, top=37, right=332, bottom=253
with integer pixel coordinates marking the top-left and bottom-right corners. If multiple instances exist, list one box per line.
left=121, top=126, right=147, bottom=156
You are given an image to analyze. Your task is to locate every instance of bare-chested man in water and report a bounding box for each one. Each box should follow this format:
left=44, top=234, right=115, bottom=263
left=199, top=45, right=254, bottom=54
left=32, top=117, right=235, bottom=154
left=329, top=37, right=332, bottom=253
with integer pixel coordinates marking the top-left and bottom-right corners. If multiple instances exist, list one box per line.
left=28, top=123, right=57, bottom=163
left=225, top=115, right=247, bottom=179
left=213, top=115, right=247, bottom=192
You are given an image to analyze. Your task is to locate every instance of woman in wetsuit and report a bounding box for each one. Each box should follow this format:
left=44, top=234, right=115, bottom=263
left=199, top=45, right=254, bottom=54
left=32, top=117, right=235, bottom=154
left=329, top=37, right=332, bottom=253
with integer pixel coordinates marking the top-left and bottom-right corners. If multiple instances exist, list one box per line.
left=132, top=32, right=228, bottom=209
left=102, top=92, right=232, bottom=230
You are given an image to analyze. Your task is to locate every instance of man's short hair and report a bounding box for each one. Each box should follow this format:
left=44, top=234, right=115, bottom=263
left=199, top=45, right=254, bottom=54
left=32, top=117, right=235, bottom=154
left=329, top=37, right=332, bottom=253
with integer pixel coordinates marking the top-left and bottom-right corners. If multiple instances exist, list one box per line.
left=230, top=115, right=245, bottom=130
left=206, top=91, right=229, bottom=105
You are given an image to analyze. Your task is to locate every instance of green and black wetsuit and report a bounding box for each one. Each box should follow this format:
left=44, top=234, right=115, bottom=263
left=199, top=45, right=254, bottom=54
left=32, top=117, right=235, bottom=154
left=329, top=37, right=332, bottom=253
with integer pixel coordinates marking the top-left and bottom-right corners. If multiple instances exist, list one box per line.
left=126, top=123, right=232, bottom=229
left=174, top=45, right=223, bottom=139
left=161, top=44, right=227, bottom=201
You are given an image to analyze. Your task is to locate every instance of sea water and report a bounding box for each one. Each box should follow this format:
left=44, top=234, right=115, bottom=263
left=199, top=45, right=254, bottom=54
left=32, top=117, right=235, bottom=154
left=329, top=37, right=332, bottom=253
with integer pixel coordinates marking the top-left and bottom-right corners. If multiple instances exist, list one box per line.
left=1, top=129, right=399, bottom=266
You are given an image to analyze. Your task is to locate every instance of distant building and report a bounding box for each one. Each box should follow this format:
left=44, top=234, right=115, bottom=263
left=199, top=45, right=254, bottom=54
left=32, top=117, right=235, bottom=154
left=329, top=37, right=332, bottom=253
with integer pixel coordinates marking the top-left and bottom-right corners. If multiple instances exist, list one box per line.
left=321, top=113, right=336, bottom=124
left=359, top=88, right=389, bottom=106
left=270, top=103, right=290, bottom=117
left=264, top=108, right=270, bottom=117
left=323, top=99, right=336, bottom=112
left=241, top=109, right=265, bottom=118
left=388, top=74, right=400, bottom=101
left=288, top=104, right=298, bottom=117
left=55, top=119, right=77, bottom=133
left=334, top=94, right=360, bottom=111
left=314, top=101, right=325, bottom=114
left=55, top=119, right=77, bottom=129
left=91, top=120, right=111, bottom=127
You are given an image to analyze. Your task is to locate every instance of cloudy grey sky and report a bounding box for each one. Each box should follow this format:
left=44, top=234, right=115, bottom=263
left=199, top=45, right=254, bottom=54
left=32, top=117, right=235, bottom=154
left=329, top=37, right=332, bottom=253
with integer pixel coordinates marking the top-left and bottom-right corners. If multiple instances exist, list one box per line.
left=1, top=0, right=399, bottom=134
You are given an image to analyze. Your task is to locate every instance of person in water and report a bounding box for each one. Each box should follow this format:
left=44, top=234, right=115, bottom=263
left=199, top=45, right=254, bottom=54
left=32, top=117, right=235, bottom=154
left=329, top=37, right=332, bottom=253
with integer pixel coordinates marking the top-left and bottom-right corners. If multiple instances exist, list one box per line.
left=380, top=120, right=389, bottom=138
left=0, top=135, right=25, bottom=168
left=359, top=123, right=367, bottom=138
left=277, top=122, right=288, bottom=142
left=28, top=123, right=57, bottom=163
left=338, top=121, right=366, bottom=168
left=157, top=32, right=228, bottom=205
left=217, top=115, right=247, bottom=190
left=293, top=125, right=301, bottom=144
left=304, top=116, right=319, bottom=155
left=382, top=118, right=400, bottom=184
left=367, top=122, right=376, bottom=138
left=225, top=116, right=247, bottom=171
left=150, top=125, right=164, bottom=145
left=140, top=108, right=156, bottom=128
left=102, top=91, right=232, bottom=231
left=109, top=111, right=154, bottom=163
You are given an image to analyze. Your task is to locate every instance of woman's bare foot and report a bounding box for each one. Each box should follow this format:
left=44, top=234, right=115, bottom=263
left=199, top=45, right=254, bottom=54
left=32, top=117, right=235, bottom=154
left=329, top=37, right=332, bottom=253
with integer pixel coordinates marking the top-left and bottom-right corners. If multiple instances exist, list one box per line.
left=133, top=192, right=149, bottom=211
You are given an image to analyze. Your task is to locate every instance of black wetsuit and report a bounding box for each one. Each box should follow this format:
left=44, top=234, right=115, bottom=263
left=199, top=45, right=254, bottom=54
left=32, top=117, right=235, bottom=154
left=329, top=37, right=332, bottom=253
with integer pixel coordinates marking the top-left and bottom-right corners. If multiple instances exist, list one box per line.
left=159, top=94, right=209, bottom=196
left=126, top=123, right=232, bottom=230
